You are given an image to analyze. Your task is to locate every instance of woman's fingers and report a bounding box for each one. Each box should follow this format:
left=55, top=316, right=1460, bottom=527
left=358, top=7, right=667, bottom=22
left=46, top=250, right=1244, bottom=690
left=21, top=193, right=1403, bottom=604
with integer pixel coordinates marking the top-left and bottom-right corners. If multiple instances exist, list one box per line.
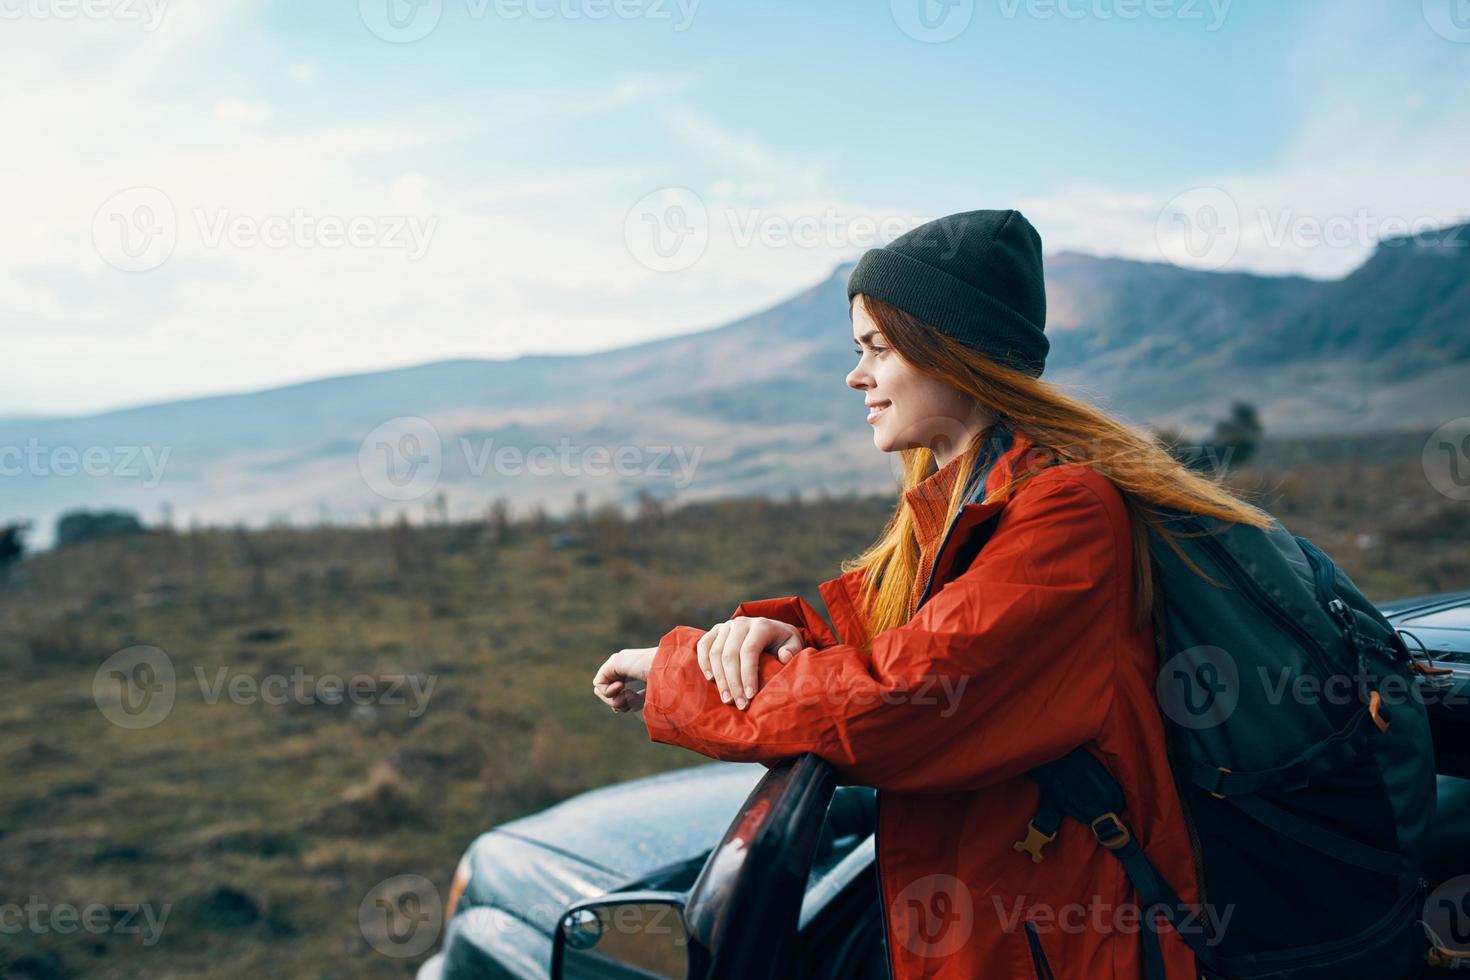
left=738, top=625, right=773, bottom=706
left=775, top=630, right=804, bottom=665
left=695, top=624, right=718, bottom=681
left=705, top=623, right=733, bottom=704
left=608, top=686, right=645, bottom=713
left=719, top=620, right=750, bottom=708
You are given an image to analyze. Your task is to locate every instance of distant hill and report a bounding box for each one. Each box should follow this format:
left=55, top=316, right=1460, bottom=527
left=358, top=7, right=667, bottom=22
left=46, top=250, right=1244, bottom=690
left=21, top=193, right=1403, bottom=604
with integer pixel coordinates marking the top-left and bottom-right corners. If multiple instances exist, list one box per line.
left=4, top=222, right=1467, bottom=544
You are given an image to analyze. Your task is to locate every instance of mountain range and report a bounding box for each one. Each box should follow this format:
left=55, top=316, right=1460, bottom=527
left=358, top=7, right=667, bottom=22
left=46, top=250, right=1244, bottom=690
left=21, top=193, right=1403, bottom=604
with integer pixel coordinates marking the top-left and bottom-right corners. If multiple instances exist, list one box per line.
left=4, top=222, right=1467, bottom=545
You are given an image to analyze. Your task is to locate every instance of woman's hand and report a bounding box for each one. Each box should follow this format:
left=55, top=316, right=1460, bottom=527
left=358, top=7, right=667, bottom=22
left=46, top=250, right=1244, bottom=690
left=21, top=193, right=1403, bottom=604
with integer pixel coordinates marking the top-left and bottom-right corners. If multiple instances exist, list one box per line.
left=697, top=617, right=805, bottom=710
left=593, top=647, right=658, bottom=714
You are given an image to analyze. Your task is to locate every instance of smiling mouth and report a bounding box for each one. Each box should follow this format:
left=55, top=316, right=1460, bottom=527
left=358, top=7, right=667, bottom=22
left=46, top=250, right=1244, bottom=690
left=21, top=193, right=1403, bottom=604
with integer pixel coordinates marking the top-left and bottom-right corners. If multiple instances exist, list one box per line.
left=866, top=401, right=890, bottom=423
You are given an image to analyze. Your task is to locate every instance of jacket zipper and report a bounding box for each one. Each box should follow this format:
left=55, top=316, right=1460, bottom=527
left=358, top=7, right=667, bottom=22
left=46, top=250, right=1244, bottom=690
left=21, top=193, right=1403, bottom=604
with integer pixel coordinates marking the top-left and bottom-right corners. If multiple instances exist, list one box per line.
left=913, top=430, right=1014, bottom=612
left=1024, top=921, right=1057, bottom=980
left=829, top=612, right=897, bottom=980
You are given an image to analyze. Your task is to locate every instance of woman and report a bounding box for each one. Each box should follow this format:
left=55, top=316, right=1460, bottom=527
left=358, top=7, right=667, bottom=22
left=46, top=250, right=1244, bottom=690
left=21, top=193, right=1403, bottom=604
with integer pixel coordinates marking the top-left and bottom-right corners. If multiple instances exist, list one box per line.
left=593, top=208, right=1272, bottom=979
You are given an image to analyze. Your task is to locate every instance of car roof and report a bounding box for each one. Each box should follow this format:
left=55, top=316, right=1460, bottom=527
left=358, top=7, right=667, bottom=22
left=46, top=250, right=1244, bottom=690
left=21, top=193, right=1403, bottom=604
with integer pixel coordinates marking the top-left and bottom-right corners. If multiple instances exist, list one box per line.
left=1378, top=588, right=1470, bottom=620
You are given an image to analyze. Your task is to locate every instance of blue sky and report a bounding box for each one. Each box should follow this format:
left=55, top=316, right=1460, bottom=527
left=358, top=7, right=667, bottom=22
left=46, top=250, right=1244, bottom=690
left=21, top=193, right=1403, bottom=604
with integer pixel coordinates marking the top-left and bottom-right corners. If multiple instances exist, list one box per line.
left=2, top=0, right=1466, bottom=415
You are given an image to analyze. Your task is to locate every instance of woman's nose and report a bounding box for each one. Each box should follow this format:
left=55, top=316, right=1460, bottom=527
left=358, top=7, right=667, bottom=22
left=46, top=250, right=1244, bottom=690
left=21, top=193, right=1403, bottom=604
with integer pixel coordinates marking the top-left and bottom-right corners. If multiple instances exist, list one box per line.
left=846, top=364, right=869, bottom=390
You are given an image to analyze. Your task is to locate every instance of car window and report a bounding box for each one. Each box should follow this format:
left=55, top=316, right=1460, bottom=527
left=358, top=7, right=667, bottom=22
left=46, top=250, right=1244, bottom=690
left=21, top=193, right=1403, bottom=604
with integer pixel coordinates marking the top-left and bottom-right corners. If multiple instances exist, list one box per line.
left=807, top=785, right=877, bottom=884
left=1405, top=606, right=1470, bottom=631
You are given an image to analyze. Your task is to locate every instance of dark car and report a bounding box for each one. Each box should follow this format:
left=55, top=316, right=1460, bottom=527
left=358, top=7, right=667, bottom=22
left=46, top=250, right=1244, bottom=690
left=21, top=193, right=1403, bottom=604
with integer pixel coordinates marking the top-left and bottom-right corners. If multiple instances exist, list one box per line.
left=417, top=591, right=1470, bottom=980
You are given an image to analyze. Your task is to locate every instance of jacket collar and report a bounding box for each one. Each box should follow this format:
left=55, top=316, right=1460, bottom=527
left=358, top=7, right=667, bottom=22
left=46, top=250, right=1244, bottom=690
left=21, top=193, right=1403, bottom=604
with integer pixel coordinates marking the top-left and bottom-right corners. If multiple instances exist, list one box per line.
left=915, top=424, right=1055, bottom=610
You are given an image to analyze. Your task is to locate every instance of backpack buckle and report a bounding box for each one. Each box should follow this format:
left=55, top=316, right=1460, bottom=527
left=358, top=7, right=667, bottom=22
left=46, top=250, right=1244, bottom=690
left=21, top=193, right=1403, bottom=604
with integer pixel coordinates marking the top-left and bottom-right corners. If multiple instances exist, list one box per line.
left=1368, top=691, right=1390, bottom=733
left=1090, top=812, right=1132, bottom=850
left=1209, top=766, right=1232, bottom=800
left=1426, top=945, right=1470, bottom=969
left=1013, top=821, right=1057, bottom=864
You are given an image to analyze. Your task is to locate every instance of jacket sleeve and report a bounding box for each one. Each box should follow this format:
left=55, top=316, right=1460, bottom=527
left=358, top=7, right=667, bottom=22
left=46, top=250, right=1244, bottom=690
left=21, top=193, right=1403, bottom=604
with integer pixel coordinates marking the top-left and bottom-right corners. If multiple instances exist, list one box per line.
left=642, top=472, right=1127, bottom=794
left=725, top=595, right=840, bottom=651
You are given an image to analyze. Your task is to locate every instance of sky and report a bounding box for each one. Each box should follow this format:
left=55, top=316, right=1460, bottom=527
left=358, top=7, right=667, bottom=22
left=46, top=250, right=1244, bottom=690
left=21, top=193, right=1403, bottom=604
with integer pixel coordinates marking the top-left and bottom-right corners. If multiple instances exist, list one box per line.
left=1, top=0, right=1467, bottom=417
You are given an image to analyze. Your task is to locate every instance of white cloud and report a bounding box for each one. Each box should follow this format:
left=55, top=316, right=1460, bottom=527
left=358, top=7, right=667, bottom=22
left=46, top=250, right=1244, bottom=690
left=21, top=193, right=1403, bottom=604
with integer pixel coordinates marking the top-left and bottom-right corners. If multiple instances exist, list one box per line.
left=1017, top=9, right=1470, bottom=278
left=213, top=98, right=273, bottom=126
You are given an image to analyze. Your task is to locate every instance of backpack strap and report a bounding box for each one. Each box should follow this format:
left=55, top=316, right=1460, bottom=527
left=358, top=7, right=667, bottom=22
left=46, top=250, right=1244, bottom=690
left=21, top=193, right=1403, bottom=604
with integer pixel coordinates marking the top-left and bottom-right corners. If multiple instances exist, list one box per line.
left=1178, top=704, right=1412, bottom=877
left=1020, top=747, right=1221, bottom=980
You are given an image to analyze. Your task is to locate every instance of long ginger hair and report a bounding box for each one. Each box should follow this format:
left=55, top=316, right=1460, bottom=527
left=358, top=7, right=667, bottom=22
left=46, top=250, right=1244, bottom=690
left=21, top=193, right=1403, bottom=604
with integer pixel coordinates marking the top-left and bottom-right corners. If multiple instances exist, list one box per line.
left=846, top=293, right=1275, bottom=642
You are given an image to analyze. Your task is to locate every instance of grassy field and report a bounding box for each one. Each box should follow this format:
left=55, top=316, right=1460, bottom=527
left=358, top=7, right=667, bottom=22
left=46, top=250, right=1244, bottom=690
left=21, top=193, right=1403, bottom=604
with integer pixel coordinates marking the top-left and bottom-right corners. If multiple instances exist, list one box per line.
left=1, top=428, right=1465, bottom=979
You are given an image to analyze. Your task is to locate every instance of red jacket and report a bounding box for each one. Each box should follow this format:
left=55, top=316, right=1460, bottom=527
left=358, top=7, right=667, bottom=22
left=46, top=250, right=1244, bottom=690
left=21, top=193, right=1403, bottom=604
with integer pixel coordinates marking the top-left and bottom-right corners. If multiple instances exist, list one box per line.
left=644, top=430, right=1202, bottom=979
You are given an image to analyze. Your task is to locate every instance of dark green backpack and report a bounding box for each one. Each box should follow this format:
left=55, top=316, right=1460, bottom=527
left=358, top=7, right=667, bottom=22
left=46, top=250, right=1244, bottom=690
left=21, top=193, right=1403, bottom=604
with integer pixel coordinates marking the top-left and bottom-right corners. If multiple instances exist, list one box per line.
left=1021, top=508, right=1438, bottom=979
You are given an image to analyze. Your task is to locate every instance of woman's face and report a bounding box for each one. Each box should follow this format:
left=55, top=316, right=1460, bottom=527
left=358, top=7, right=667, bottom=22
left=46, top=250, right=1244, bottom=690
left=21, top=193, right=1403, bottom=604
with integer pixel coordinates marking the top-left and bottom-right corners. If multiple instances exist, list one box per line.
left=847, top=295, right=991, bottom=467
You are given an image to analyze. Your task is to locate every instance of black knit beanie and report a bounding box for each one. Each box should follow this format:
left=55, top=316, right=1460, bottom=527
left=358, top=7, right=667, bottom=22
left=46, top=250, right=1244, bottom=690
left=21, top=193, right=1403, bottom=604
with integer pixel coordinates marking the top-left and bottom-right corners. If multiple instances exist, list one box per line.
left=846, top=208, right=1049, bottom=378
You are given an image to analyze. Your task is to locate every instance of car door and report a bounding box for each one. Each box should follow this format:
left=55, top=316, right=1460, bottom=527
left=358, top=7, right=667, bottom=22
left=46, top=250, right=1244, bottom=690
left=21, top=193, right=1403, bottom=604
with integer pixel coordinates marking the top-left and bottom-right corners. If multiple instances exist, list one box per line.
left=682, top=754, right=838, bottom=980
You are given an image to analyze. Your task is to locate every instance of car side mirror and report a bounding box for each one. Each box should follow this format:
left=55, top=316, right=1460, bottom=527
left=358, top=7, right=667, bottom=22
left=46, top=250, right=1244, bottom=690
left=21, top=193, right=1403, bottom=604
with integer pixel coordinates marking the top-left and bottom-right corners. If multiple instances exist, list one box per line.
left=552, top=891, right=692, bottom=980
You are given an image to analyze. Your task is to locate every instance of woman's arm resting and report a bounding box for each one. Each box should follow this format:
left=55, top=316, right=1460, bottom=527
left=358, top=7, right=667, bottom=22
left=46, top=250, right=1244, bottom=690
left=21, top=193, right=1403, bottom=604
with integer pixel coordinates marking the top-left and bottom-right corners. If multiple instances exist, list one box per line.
left=643, top=475, right=1125, bottom=794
